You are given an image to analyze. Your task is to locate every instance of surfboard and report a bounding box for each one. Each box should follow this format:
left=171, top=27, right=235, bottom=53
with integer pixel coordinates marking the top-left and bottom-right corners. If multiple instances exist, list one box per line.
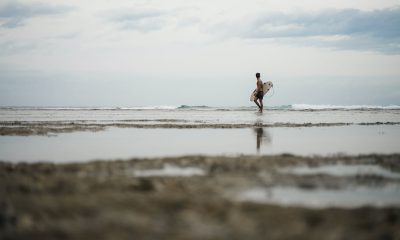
left=250, top=81, right=273, bottom=101
left=263, top=81, right=273, bottom=96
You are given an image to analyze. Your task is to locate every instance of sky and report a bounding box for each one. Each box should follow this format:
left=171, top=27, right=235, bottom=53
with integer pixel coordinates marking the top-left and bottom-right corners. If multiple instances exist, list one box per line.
left=0, top=0, right=399, bottom=107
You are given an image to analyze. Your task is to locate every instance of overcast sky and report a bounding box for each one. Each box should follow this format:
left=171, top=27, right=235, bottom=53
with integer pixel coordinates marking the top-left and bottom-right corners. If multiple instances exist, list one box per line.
left=0, top=0, right=399, bottom=107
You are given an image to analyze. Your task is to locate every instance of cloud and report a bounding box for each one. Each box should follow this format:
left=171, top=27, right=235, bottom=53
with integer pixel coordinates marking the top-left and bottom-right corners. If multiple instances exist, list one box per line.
left=0, top=1, right=73, bottom=28
left=220, top=7, right=400, bottom=54
left=107, top=9, right=168, bottom=32
left=0, top=40, right=37, bottom=55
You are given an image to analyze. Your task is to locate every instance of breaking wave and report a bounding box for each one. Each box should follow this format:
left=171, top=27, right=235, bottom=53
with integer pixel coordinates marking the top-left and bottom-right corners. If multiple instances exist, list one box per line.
left=1, top=104, right=399, bottom=111
left=290, top=104, right=400, bottom=111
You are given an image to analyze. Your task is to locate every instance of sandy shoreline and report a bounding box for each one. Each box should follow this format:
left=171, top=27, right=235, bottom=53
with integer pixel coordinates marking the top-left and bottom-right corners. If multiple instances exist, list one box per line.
left=1, top=121, right=399, bottom=136
left=2, top=154, right=399, bottom=239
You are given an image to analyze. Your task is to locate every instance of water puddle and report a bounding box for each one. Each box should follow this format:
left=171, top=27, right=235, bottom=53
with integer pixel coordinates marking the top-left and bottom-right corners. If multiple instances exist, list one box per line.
left=1, top=125, right=399, bottom=163
left=237, top=185, right=400, bottom=208
left=133, top=164, right=205, bottom=177
left=279, top=164, right=400, bottom=179
left=245, top=163, right=400, bottom=208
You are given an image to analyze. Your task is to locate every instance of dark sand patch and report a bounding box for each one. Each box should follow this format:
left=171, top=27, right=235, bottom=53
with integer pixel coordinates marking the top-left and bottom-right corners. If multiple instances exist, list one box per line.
left=1, top=154, right=399, bottom=239
left=1, top=121, right=399, bottom=136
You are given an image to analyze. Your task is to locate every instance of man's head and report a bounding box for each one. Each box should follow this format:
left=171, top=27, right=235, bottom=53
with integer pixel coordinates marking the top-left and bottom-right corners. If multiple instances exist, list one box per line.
left=256, top=73, right=260, bottom=78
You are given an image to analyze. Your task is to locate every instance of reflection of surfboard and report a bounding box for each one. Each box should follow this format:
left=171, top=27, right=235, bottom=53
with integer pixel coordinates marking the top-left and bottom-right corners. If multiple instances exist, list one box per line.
left=250, top=81, right=273, bottom=101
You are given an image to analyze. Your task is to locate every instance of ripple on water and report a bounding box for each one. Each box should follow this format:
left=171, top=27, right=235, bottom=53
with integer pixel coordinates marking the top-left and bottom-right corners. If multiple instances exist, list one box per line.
left=279, top=164, right=400, bottom=179
left=236, top=185, right=400, bottom=208
left=133, top=164, right=205, bottom=177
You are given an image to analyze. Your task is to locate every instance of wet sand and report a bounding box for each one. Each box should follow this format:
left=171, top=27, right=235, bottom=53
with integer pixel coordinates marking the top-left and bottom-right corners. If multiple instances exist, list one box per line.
left=1, top=120, right=399, bottom=136
left=1, top=154, right=400, bottom=240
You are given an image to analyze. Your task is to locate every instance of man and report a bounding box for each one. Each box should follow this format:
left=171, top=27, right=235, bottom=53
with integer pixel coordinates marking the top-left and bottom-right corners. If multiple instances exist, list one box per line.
left=254, top=72, right=264, bottom=113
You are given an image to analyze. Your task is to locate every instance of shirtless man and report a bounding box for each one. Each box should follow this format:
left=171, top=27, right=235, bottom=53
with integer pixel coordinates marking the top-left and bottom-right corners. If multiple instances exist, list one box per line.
left=254, top=72, right=264, bottom=112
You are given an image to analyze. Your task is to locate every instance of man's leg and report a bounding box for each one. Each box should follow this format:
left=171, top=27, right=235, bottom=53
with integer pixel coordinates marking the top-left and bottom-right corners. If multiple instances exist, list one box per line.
left=259, top=99, right=263, bottom=112
left=254, top=99, right=261, bottom=110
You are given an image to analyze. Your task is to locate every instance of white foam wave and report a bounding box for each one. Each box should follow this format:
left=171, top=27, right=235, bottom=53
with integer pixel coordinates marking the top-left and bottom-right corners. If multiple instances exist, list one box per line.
left=120, top=106, right=179, bottom=110
left=0, top=106, right=180, bottom=110
left=2, top=104, right=399, bottom=111
left=291, top=104, right=400, bottom=110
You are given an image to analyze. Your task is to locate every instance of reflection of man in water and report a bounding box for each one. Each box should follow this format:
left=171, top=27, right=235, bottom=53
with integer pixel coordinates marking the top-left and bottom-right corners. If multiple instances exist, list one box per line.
left=254, top=127, right=271, bottom=153
left=256, top=128, right=264, bottom=151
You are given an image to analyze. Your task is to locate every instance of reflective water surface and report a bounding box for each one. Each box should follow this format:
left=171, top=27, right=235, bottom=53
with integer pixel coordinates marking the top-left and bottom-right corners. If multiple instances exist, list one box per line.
left=279, top=164, right=400, bottom=179
left=1, top=108, right=399, bottom=125
left=0, top=125, right=399, bottom=162
left=237, top=185, right=400, bottom=208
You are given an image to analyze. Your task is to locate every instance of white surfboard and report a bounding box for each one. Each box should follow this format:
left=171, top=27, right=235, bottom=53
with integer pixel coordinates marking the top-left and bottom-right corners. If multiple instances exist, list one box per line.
left=263, top=81, right=273, bottom=95
left=250, top=81, right=273, bottom=101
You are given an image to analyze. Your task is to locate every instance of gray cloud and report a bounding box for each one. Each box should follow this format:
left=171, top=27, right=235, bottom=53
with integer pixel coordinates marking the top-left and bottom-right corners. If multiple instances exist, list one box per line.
left=0, top=1, right=73, bottom=28
left=108, top=9, right=167, bottom=32
left=229, top=7, right=400, bottom=54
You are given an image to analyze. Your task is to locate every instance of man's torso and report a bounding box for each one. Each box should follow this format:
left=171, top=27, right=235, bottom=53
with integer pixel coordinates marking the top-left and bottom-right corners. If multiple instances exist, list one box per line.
left=256, top=79, right=263, bottom=92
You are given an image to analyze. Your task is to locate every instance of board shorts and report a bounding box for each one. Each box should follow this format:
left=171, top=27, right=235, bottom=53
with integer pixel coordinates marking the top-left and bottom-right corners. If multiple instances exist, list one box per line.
left=256, top=91, right=264, bottom=100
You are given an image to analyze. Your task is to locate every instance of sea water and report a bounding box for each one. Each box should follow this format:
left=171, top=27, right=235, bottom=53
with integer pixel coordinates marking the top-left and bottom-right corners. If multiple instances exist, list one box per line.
left=0, top=105, right=399, bottom=125
left=0, top=105, right=399, bottom=162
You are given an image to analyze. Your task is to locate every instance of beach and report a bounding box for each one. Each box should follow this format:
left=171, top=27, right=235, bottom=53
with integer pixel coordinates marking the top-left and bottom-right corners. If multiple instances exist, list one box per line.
left=2, top=0, right=400, bottom=238
left=2, top=154, right=400, bottom=239
left=1, top=106, right=400, bottom=239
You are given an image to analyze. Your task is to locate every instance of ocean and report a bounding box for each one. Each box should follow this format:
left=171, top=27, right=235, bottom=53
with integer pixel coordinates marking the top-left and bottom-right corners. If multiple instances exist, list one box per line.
left=0, top=104, right=399, bottom=162
left=1, top=104, right=399, bottom=125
